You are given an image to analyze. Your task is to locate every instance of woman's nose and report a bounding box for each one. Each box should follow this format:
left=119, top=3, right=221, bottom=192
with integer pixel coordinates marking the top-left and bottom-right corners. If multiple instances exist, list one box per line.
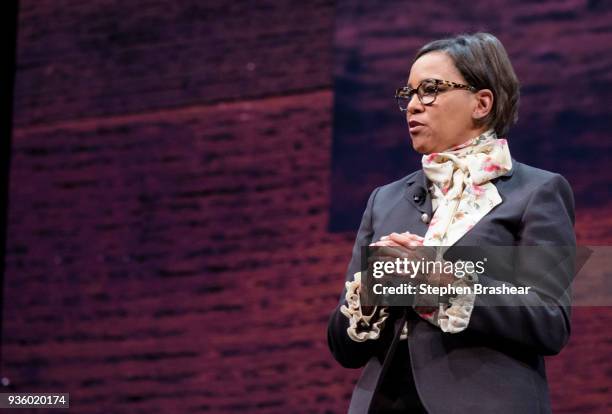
left=407, top=94, right=424, bottom=114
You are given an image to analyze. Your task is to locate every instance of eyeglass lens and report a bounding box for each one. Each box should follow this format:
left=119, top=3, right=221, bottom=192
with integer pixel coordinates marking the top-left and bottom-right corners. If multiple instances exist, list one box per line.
left=397, top=80, right=438, bottom=110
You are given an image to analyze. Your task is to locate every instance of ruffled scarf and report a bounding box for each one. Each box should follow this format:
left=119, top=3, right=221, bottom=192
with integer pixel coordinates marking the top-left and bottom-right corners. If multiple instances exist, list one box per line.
left=412, top=129, right=512, bottom=332
left=422, top=129, right=512, bottom=247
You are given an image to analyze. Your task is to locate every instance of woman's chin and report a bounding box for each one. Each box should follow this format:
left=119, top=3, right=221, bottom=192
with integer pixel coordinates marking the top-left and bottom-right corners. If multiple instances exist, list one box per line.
left=410, top=135, right=432, bottom=154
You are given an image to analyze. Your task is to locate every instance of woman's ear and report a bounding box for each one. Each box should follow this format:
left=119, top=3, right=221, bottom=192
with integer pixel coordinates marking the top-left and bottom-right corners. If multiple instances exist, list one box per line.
left=473, top=89, right=494, bottom=120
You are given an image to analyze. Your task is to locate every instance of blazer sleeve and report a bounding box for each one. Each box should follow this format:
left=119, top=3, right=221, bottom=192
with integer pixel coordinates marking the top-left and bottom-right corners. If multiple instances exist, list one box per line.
left=327, top=187, right=399, bottom=368
left=464, top=173, right=576, bottom=355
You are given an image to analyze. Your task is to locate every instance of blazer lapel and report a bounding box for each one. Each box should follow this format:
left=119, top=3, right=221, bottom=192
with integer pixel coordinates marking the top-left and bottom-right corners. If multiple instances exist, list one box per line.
left=403, top=170, right=433, bottom=236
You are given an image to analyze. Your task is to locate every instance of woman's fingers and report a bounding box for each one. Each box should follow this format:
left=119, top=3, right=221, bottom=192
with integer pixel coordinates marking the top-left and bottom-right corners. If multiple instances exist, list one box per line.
left=388, top=232, right=424, bottom=248
left=371, top=232, right=424, bottom=249
left=370, top=239, right=401, bottom=247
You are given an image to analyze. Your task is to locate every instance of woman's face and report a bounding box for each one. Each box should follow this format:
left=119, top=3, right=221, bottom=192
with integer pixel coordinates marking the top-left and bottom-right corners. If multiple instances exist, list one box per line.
left=406, top=51, right=486, bottom=154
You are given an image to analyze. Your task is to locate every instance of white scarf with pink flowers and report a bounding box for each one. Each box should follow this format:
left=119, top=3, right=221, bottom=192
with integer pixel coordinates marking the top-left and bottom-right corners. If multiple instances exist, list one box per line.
left=414, top=129, right=513, bottom=333
left=422, top=129, right=512, bottom=247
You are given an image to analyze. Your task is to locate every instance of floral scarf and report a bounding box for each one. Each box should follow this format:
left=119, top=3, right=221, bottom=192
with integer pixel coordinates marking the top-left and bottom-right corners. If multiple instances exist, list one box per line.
left=415, top=129, right=512, bottom=331
left=422, top=129, right=512, bottom=247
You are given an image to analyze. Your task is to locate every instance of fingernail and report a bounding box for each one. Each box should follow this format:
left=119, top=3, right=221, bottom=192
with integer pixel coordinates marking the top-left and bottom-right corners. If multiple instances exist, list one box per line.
left=381, top=236, right=388, bottom=240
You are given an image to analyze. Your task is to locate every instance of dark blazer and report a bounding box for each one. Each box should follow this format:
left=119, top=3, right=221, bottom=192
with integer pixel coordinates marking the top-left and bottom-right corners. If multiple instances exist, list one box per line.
left=327, top=160, right=576, bottom=413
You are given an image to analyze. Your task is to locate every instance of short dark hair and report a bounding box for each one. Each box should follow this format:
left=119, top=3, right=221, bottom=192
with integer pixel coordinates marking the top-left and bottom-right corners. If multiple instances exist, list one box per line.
left=414, top=32, right=520, bottom=137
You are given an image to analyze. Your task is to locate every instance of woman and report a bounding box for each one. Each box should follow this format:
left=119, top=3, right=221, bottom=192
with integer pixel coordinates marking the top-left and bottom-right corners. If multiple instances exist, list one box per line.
left=327, top=33, right=576, bottom=413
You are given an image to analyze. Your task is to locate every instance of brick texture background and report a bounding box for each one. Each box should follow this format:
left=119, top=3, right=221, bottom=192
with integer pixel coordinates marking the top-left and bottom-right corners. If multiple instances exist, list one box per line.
left=2, top=1, right=611, bottom=413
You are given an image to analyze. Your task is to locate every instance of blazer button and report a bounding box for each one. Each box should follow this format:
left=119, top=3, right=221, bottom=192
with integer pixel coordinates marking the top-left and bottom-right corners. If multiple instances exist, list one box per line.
left=421, top=213, right=430, bottom=224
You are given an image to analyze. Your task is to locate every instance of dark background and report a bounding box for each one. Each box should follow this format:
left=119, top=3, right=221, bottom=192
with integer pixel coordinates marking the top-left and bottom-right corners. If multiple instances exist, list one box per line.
left=1, top=1, right=611, bottom=413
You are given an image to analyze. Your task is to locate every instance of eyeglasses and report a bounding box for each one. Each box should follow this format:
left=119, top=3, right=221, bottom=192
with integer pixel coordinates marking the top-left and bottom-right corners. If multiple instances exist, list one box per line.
left=395, top=78, right=477, bottom=112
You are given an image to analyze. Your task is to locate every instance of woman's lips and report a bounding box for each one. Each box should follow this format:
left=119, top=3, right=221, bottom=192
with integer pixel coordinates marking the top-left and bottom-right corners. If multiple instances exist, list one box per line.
left=409, top=120, right=425, bottom=133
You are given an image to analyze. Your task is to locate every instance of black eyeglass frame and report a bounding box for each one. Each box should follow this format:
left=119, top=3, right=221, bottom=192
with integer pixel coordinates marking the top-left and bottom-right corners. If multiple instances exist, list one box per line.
left=394, top=78, right=477, bottom=111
